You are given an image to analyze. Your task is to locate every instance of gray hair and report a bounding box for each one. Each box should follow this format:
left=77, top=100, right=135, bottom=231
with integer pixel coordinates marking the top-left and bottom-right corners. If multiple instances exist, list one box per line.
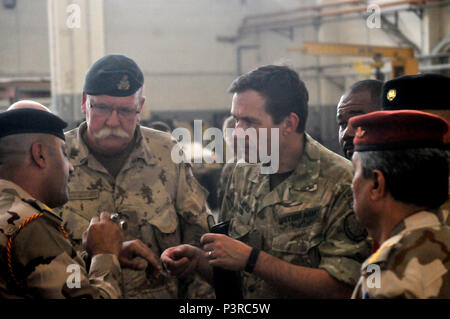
left=0, top=134, right=55, bottom=169
left=358, top=148, right=448, bottom=208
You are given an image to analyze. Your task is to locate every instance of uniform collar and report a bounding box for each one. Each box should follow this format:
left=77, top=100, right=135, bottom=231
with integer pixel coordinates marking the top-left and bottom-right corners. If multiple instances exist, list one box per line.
left=388, top=210, right=442, bottom=238
left=253, top=134, right=322, bottom=211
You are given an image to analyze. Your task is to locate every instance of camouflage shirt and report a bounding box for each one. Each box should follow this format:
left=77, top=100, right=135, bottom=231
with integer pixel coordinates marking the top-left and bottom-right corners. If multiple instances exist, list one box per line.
left=59, top=123, right=213, bottom=298
left=0, top=179, right=121, bottom=299
left=352, top=211, right=450, bottom=299
left=217, top=163, right=236, bottom=210
left=437, top=176, right=449, bottom=225
left=220, top=135, right=371, bottom=298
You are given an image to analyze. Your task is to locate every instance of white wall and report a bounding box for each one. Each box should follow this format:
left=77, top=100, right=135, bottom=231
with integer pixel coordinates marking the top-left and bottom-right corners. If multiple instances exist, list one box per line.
left=1, top=0, right=449, bottom=118
left=0, top=0, right=49, bottom=76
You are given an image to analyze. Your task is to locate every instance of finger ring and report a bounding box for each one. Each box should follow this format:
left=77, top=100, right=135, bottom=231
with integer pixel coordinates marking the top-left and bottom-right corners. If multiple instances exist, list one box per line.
left=208, top=250, right=213, bottom=258
left=110, top=213, right=119, bottom=222
left=120, top=220, right=128, bottom=231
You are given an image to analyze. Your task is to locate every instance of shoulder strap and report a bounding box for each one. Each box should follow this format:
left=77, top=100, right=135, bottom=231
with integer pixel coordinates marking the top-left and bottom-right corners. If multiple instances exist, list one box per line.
left=6, top=201, right=68, bottom=288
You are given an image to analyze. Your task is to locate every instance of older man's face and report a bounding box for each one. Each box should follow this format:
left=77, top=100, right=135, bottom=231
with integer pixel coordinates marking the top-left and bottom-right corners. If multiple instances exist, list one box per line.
left=83, top=91, right=144, bottom=155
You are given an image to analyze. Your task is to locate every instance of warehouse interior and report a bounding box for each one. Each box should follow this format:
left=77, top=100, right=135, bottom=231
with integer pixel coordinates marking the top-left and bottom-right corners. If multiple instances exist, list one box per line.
left=1, top=0, right=449, bottom=155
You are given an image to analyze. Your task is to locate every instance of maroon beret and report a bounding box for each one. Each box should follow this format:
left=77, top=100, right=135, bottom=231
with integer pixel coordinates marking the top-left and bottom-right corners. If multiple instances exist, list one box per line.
left=349, top=110, right=449, bottom=152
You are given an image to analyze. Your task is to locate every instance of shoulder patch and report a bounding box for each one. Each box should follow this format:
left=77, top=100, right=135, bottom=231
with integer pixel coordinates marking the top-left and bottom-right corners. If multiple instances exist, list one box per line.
left=344, top=213, right=368, bottom=242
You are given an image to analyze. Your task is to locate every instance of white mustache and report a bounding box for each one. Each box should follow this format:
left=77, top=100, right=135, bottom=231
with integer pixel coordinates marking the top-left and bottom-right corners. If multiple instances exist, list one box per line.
left=94, top=127, right=130, bottom=139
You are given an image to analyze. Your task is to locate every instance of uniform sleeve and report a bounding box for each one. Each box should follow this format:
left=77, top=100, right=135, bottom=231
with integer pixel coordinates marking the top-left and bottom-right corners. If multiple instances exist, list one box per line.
left=317, top=184, right=372, bottom=287
left=12, top=218, right=121, bottom=299
left=175, top=163, right=212, bottom=245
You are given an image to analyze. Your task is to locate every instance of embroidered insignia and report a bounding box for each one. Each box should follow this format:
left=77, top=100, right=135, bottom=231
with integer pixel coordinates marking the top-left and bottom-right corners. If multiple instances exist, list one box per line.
left=355, top=126, right=366, bottom=138
left=117, top=75, right=130, bottom=91
left=387, top=89, right=396, bottom=102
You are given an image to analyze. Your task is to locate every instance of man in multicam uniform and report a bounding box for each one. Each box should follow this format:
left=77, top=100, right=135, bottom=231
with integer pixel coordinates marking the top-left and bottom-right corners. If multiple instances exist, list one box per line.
left=162, top=65, right=371, bottom=298
left=380, top=73, right=450, bottom=226
left=349, top=110, right=449, bottom=298
left=59, top=54, right=214, bottom=298
left=0, top=108, right=123, bottom=298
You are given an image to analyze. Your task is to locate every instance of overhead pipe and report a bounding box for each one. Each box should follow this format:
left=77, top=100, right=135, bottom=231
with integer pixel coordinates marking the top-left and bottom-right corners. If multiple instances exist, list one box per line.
left=218, top=0, right=444, bottom=42
left=241, top=0, right=435, bottom=31
left=242, top=0, right=365, bottom=24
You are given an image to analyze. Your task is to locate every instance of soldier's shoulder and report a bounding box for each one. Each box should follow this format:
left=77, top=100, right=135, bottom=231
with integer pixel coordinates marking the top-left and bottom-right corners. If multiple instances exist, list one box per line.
left=140, top=126, right=177, bottom=151
left=313, top=140, right=353, bottom=184
left=64, top=127, right=80, bottom=149
left=0, top=194, right=42, bottom=237
left=387, top=223, right=450, bottom=271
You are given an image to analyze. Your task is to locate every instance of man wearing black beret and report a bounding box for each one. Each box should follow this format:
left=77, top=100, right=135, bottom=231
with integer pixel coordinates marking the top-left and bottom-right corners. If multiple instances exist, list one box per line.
left=0, top=108, right=125, bottom=298
left=349, top=110, right=449, bottom=298
left=380, top=73, right=450, bottom=225
left=58, top=54, right=214, bottom=298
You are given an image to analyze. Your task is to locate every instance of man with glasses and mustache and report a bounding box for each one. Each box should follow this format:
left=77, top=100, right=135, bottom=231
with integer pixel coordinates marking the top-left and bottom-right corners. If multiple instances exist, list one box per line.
left=58, top=54, right=214, bottom=299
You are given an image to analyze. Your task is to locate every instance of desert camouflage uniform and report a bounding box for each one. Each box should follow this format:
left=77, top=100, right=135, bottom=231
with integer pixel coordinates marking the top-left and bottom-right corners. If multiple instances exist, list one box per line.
left=220, top=135, right=371, bottom=298
left=437, top=176, right=449, bottom=225
left=58, top=123, right=214, bottom=299
left=352, top=211, right=450, bottom=299
left=438, top=199, right=449, bottom=226
left=0, top=179, right=121, bottom=299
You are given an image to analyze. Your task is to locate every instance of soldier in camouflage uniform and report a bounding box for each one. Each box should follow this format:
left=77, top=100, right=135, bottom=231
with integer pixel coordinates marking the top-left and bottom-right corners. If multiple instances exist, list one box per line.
left=59, top=54, right=214, bottom=298
left=380, top=73, right=450, bottom=226
left=349, top=110, right=449, bottom=298
left=162, top=65, right=371, bottom=298
left=0, top=108, right=123, bottom=298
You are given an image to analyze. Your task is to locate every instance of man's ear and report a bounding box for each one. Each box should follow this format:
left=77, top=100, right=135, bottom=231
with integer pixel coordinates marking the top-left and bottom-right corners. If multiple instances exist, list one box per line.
left=30, top=142, right=48, bottom=169
left=370, top=170, right=387, bottom=200
left=137, top=96, right=146, bottom=123
left=81, top=92, right=88, bottom=115
left=282, top=112, right=300, bottom=136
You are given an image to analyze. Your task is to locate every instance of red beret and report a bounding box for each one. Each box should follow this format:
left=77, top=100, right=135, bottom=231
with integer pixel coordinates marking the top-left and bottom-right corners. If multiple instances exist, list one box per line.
left=349, top=110, right=449, bottom=152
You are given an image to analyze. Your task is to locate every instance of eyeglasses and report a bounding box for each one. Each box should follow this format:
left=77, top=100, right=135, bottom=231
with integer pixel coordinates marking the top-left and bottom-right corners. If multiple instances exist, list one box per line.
left=89, top=103, right=140, bottom=120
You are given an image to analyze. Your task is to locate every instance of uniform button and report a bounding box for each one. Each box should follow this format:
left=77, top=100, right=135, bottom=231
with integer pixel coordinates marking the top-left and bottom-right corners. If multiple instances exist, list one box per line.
left=5, top=224, right=17, bottom=236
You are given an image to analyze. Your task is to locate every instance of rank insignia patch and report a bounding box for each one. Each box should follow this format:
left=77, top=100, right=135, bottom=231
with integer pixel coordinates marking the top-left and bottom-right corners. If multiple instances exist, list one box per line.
left=117, top=75, right=130, bottom=91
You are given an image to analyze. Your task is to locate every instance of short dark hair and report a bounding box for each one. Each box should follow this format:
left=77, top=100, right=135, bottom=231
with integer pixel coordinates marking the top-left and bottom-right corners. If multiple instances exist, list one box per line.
left=358, top=148, right=448, bottom=208
left=228, top=65, right=309, bottom=133
left=348, top=79, right=383, bottom=107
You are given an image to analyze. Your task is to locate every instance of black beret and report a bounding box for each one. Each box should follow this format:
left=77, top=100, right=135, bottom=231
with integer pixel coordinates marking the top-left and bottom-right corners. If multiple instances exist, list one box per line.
left=382, top=73, right=450, bottom=111
left=83, top=54, right=144, bottom=97
left=0, top=109, right=67, bottom=140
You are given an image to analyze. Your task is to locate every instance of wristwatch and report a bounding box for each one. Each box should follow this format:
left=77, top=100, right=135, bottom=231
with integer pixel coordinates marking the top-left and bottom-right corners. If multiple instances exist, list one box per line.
left=245, top=247, right=260, bottom=273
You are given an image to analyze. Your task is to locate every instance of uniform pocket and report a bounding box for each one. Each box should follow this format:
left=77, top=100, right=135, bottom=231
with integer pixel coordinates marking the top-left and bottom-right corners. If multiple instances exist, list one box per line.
left=271, top=204, right=323, bottom=265
left=147, top=200, right=179, bottom=234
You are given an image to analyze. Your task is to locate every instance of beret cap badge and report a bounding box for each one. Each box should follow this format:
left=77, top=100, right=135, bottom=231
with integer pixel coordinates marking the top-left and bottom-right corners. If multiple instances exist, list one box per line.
left=387, top=89, right=396, bottom=102
left=117, top=75, right=130, bottom=91
left=355, top=127, right=366, bottom=138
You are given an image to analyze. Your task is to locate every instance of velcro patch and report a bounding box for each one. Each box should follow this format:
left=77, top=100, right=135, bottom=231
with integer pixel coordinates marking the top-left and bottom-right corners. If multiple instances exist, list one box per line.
left=69, top=190, right=99, bottom=200
left=278, top=207, right=320, bottom=228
